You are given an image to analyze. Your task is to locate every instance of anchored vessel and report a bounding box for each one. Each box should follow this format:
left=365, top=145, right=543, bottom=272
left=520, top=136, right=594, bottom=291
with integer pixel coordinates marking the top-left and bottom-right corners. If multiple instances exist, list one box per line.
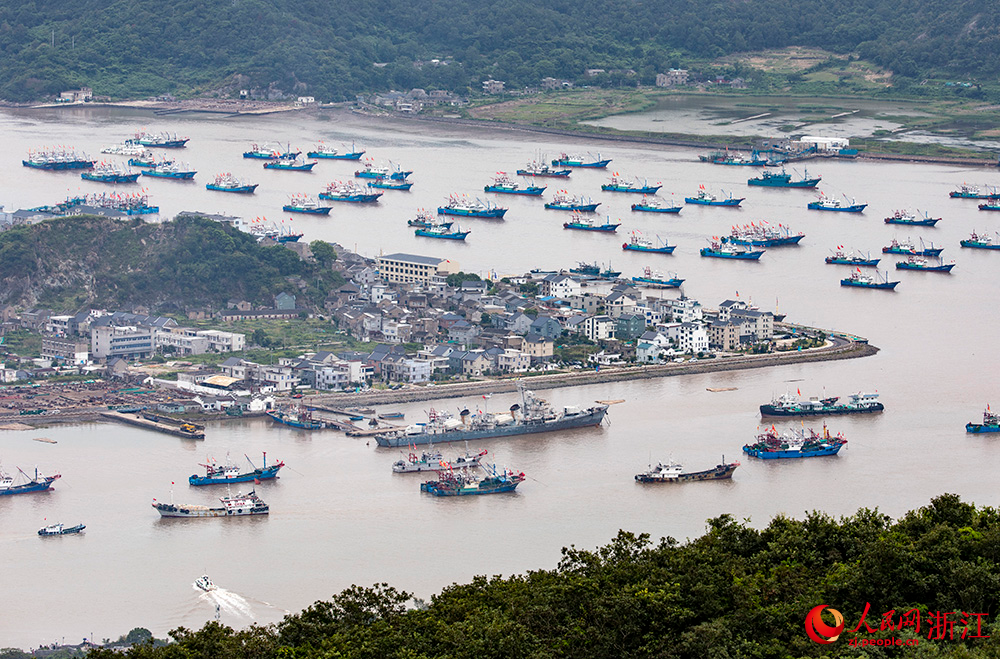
left=283, top=194, right=331, bottom=214
left=551, top=153, right=611, bottom=168
left=408, top=210, right=451, bottom=229
left=420, top=464, right=526, bottom=496
left=142, top=162, right=196, bottom=180
left=631, top=196, right=682, bottom=213
left=134, top=131, right=189, bottom=148
left=602, top=175, right=661, bottom=194
left=267, top=406, right=327, bottom=429
left=81, top=163, right=140, bottom=184
left=437, top=196, right=507, bottom=218
left=152, top=490, right=269, bottom=517
left=38, top=523, right=85, bottom=536
left=368, top=177, right=413, bottom=191
left=207, top=173, right=258, bottom=194
left=884, top=210, right=940, bottom=226
left=415, top=224, right=470, bottom=240
left=355, top=161, right=411, bottom=180
left=727, top=223, right=803, bottom=247
left=631, top=266, right=684, bottom=288
left=747, top=168, right=820, bottom=188
left=320, top=181, right=382, bottom=203
left=393, top=448, right=488, bottom=473
left=544, top=192, right=600, bottom=212
left=961, top=231, right=1000, bottom=250
left=840, top=269, right=899, bottom=290
left=700, top=150, right=766, bottom=166
left=807, top=195, right=867, bottom=212
left=264, top=158, right=316, bottom=171
left=563, top=215, right=620, bottom=232
left=128, top=151, right=172, bottom=169
left=743, top=425, right=847, bottom=459
left=569, top=262, right=621, bottom=278
left=307, top=142, right=364, bottom=160
left=760, top=391, right=883, bottom=417
left=622, top=233, right=675, bottom=254
left=966, top=407, right=1000, bottom=433
left=374, top=383, right=608, bottom=447
left=243, top=143, right=299, bottom=160
left=700, top=238, right=764, bottom=260
left=0, top=466, right=61, bottom=495
left=634, top=459, right=740, bottom=483
left=189, top=452, right=284, bottom=486
left=826, top=248, right=879, bottom=266
left=484, top=172, right=545, bottom=195
left=685, top=187, right=744, bottom=206
left=882, top=237, right=943, bottom=257
left=950, top=184, right=999, bottom=199
left=895, top=255, right=955, bottom=273
left=516, top=161, right=571, bottom=178
left=23, top=147, right=96, bottom=170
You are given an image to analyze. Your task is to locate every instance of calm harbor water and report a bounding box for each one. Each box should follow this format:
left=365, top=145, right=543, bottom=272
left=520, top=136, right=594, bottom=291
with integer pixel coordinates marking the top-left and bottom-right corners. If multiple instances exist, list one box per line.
left=1, top=106, right=999, bottom=647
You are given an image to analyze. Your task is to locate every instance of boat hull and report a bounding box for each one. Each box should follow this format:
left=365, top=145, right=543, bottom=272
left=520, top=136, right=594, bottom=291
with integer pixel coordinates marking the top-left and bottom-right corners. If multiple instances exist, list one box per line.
left=826, top=258, right=880, bottom=266
left=308, top=151, right=364, bottom=160
left=283, top=205, right=332, bottom=214
left=484, top=186, right=545, bottom=195
left=742, top=444, right=844, bottom=458
left=602, top=185, right=661, bottom=194
left=808, top=203, right=867, bottom=212
left=700, top=248, right=763, bottom=260
left=884, top=218, right=938, bottom=226
left=631, top=204, right=681, bottom=213
left=320, top=193, right=382, bottom=203
left=623, top=244, right=676, bottom=254
left=375, top=407, right=608, bottom=447
left=266, top=409, right=327, bottom=429
left=208, top=184, right=258, bottom=193
left=966, top=423, right=1000, bottom=433
left=142, top=171, right=196, bottom=180
left=841, top=280, right=898, bottom=289
left=545, top=202, right=600, bottom=212
left=961, top=240, right=1000, bottom=250
left=635, top=463, right=738, bottom=483
left=685, top=198, right=743, bottom=206
left=438, top=207, right=507, bottom=218
left=552, top=159, right=611, bottom=168
left=631, top=276, right=683, bottom=288
left=420, top=479, right=522, bottom=496
left=516, top=169, right=570, bottom=178
left=189, top=465, right=282, bottom=486
left=729, top=236, right=804, bottom=247
left=82, top=173, right=140, bottom=183
left=264, top=163, right=315, bottom=171
left=748, top=178, right=820, bottom=188
left=23, top=160, right=95, bottom=171
left=152, top=503, right=269, bottom=517
left=760, top=403, right=885, bottom=417
left=564, top=223, right=619, bottom=232
left=896, top=263, right=954, bottom=272
left=415, top=230, right=469, bottom=240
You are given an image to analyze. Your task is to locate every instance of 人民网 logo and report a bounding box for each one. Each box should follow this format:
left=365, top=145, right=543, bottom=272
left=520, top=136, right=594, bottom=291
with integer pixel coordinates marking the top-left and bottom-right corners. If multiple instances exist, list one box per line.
left=805, top=605, right=845, bottom=644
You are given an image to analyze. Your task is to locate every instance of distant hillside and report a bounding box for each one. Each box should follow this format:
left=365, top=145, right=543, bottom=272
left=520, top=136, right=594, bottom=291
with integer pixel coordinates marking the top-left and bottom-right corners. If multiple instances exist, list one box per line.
left=0, top=215, right=342, bottom=312
left=1, top=0, right=998, bottom=102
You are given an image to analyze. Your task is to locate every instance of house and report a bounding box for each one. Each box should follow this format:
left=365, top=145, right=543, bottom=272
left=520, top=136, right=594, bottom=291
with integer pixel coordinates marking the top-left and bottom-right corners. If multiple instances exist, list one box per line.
left=274, top=292, right=297, bottom=310
left=655, top=69, right=689, bottom=87
left=528, top=316, right=562, bottom=340
left=506, top=312, right=534, bottom=335
left=523, top=334, right=554, bottom=362
left=669, top=297, right=704, bottom=323
left=709, top=320, right=742, bottom=351
left=582, top=315, right=615, bottom=342
left=605, top=289, right=638, bottom=318
left=496, top=349, right=530, bottom=373
left=730, top=309, right=774, bottom=341
left=614, top=313, right=646, bottom=340
left=636, top=331, right=672, bottom=363
left=541, top=274, right=582, bottom=298
left=448, top=320, right=480, bottom=343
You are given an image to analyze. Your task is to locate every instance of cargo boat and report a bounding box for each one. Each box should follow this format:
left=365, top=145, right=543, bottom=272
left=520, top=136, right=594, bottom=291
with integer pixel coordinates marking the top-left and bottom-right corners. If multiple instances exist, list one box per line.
left=544, top=192, right=600, bottom=212
left=841, top=269, right=898, bottom=290
left=966, top=407, right=1000, bottom=433
left=374, top=383, right=608, bottom=447
left=189, top=452, right=284, bottom=485
left=742, top=425, right=847, bottom=459
left=760, top=391, right=883, bottom=417
left=551, top=153, right=611, bottom=168
left=634, top=459, right=740, bottom=483
left=152, top=490, right=269, bottom=517
left=0, top=466, right=61, bottom=495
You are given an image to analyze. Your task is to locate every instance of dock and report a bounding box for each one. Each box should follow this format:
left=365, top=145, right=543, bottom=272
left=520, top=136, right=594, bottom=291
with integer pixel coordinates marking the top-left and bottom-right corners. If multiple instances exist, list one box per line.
left=100, top=410, right=205, bottom=439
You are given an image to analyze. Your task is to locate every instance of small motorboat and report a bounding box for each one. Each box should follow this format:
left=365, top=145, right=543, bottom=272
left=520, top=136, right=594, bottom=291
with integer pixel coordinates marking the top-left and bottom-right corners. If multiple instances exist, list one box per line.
left=38, top=522, right=85, bottom=536
left=194, top=575, right=218, bottom=592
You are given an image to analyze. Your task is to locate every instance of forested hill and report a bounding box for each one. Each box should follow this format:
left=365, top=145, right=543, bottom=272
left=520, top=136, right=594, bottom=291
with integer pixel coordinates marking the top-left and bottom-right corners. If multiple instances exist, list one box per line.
left=1, top=0, right=998, bottom=102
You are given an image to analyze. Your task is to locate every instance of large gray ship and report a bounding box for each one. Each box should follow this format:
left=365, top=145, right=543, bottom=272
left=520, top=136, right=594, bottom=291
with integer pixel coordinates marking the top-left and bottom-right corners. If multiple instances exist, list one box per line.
left=374, top=384, right=609, bottom=447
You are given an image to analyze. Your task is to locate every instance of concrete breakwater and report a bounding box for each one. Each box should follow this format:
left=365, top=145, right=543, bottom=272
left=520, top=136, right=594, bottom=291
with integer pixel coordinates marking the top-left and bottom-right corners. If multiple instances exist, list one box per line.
left=307, top=338, right=878, bottom=408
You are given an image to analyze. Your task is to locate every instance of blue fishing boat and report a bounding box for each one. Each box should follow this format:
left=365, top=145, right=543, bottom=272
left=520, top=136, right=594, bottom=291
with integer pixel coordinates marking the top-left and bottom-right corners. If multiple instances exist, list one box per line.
left=726, top=223, right=804, bottom=247
left=967, top=407, right=1000, bottom=433
left=551, top=153, right=611, bottom=168
left=825, top=248, right=879, bottom=266
left=438, top=196, right=507, bottom=218
left=23, top=148, right=95, bottom=170
left=142, top=162, right=196, bottom=180
left=307, top=142, right=364, bottom=160
left=950, top=184, right=1000, bottom=199
left=134, top=131, right=189, bottom=148
left=484, top=172, right=544, bottom=195
left=206, top=172, right=258, bottom=193
left=631, top=266, right=683, bottom=288
left=189, top=452, right=284, bottom=486
left=283, top=194, right=331, bottom=214
left=266, top=406, right=327, bottom=429
left=563, top=215, right=620, bottom=232
left=961, top=231, right=1000, bottom=250
left=895, top=255, right=955, bottom=272
left=408, top=210, right=451, bottom=229
left=355, top=161, right=411, bottom=180
left=700, top=238, right=764, bottom=260
left=128, top=151, right=172, bottom=169
left=622, top=233, right=675, bottom=254
left=81, top=163, right=140, bottom=184
left=516, top=161, right=571, bottom=178
left=747, top=168, right=820, bottom=188
left=368, top=178, right=413, bottom=191
left=243, top=143, right=300, bottom=159
left=601, top=174, right=661, bottom=194
left=264, top=158, right=316, bottom=171
left=742, top=426, right=847, bottom=459
left=415, top=225, right=470, bottom=240
left=979, top=203, right=1000, bottom=211
left=685, top=187, right=744, bottom=206
left=569, top=262, right=621, bottom=278
left=420, top=464, right=525, bottom=496
left=881, top=237, right=942, bottom=256
left=808, top=195, right=867, bottom=212
left=840, top=269, right=898, bottom=289
left=544, top=192, right=600, bottom=212
left=319, top=181, right=382, bottom=203
left=631, top=196, right=682, bottom=213
left=699, top=150, right=767, bottom=166
left=884, top=210, right=939, bottom=226
left=0, top=466, right=61, bottom=495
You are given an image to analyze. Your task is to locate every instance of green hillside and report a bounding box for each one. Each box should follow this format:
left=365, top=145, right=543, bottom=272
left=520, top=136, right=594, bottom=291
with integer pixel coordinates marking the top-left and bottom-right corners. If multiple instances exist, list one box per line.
left=1, top=0, right=998, bottom=102
left=0, top=215, right=342, bottom=311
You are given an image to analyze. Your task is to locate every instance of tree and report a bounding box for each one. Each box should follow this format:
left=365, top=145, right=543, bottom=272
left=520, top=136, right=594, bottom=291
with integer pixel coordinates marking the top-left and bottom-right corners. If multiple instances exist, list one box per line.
left=309, top=240, right=337, bottom=268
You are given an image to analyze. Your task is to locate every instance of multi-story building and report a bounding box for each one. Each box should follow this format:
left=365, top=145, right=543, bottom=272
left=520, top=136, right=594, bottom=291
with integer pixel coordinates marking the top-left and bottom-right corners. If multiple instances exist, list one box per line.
left=41, top=337, right=90, bottom=365
left=91, top=326, right=155, bottom=361
left=375, top=253, right=459, bottom=285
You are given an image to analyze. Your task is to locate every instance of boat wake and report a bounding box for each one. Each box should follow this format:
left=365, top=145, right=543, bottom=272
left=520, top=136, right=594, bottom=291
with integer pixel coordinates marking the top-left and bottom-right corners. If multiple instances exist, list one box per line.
left=199, top=587, right=255, bottom=620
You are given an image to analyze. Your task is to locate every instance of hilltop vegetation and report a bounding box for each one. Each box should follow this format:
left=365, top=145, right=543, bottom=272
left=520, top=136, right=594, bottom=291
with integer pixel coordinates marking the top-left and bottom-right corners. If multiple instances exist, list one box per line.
left=82, top=494, right=1000, bottom=658
left=0, top=215, right=342, bottom=311
left=1, top=0, right=999, bottom=102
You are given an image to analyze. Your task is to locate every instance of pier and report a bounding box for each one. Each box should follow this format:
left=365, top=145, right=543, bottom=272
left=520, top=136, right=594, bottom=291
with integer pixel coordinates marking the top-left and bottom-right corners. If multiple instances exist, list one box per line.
left=100, top=410, right=206, bottom=439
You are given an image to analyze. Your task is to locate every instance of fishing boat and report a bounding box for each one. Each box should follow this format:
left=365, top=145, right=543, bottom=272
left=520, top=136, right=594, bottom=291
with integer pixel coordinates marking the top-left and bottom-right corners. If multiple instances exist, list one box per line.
left=80, top=163, right=140, bottom=184
left=38, top=523, right=86, bottom=536
left=544, top=192, right=600, bottom=212
left=141, top=162, right=196, bottom=180
left=152, top=489, right=269, bottom=517
left=355, top=161, right=411, bottom=180
left=189, top=452, right=284, bottom=486
left=966, top=407, right=1000, bottom=433
left=393, top=448, right=487, bottom=473
left=128, top=151, right=172, bottom=169
left=22, top=147, right=96, bottom=170
left=86, top=192, right=158, bottom=215
left=727, top=222, right=804, bottom=247
left=631, top=196, right=682, bottom=213
left=699, top=150, right=767, bottom=166
left=516, top=161, right=571, bottom=178
left=881, top=237, right=943, bottom=256
left=761, top=390, right=883, bottom=418
left=415, top=225, right=470, bottom=240
left=742, top=425, right=847, bottom=459
left=267, top=406, right=325, bottom=429
left=263, top=158, right=316, bottom=171
left=884, top=210, right=940, bottom=226
left=960, top=231, right=1000, bottom=250
left=282, top=194, right=331, bottom=214
left=895, top=255, right=955, bottom=272
left=437, top=195, right=507, bottom=218
left=551, top=153, right=611, bottom=168
left=307, top=142, right=365, bottom=160
left=0, top=466, right=61, bottom=495
left=569, top=262, right=621, bottom=278
left=685, top=187, right=744, bottom=206
left=134, top=131, right=189, bottom=148
left=825, top=247, right=879, bottom=266
left=631, top=266, right=684, bottom=288
left=700, top=238, right=764, bottom=260
left=379, top=412, right=405, bottom=420
left=978, top=202, right=1000, bottom=211
left=374, top=382, right=608, bottom=447
left=319, top=181, right=382, bottom=203
left=840, top=269, right=899, bottom=290
left=206, top=173, right=258, bottom=194
left=248, top=219, right=304, bottom=243
left=368, top=177, right=413, bottom=191
left=622, top=233, right=675, bottom=254
left=563, top=215, right=620, bottom=232
left=408, top=210, right=451, bottom=229
left=601, top=174, right=661, bottom=194
left=747, top=168, right=821, bottom=188
left=101, top=141, right=147, bottom=156
left=194, top=575, right=217, bottom=591
left=484, top=172, right=544, bottom=195
left=807, top=195, right=867, bottom=213
left=950, top=184, right=1000, bottom=199
left=634, top=459, right=740, bottom=483
left=420, top=463, right=525, bottom=496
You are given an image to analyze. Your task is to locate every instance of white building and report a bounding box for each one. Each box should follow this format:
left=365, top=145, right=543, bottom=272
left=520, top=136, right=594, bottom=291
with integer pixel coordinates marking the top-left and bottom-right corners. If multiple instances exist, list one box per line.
left=91, top=325, right=155, bottom=361
left=582, top=315, right=616, bottom=342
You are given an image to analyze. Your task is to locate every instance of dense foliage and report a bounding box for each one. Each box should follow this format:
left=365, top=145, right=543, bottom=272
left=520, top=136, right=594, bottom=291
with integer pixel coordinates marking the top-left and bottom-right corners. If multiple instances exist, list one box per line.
left=0, top=215, right=343, bottom=311
left=85, top=494, right=1000, bottom=658
left=0, top=0, right=996, bottom=101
